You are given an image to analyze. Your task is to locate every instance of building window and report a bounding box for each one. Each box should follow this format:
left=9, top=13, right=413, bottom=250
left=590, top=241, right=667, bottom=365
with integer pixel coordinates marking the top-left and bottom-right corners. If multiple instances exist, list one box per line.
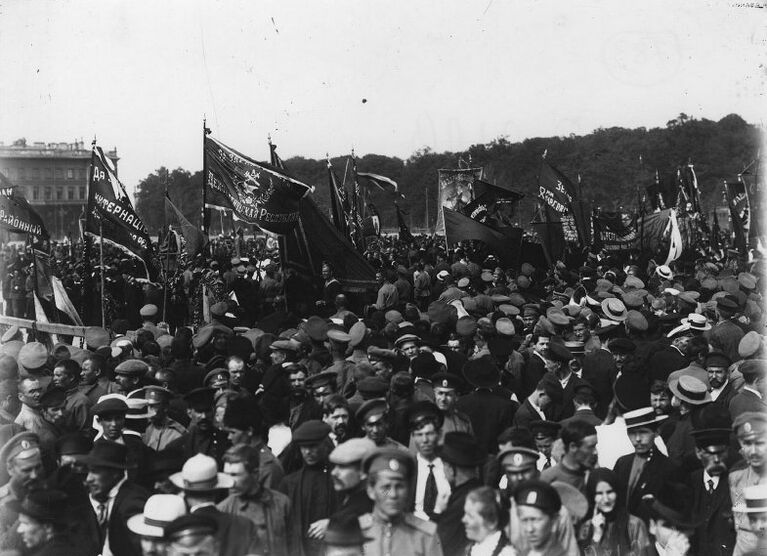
left=44, top=187, right=51, bottom=200
left=78, top=168, right=86, bottom=180
left=33, top=187, right=39, bottom=200
left=44, top=168, right=52, bottom=180
left=56, top=188, right=63, bottom=200
left=67, top=168, right=74, bottom=180
left=79, top=186, right=86, bottom=199
left=2, top=169, right=9, bottom=179
left=31, top=168, right=40, bottom=180
left=55, top=168, right=63, bottom=179
left=68, top=188, right=74, bottom=200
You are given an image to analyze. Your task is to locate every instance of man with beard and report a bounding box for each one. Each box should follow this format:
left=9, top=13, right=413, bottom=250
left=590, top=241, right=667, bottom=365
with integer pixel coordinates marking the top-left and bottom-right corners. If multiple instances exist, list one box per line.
left=82, top=440, right=148, bottom=556
left=323, top=394, right=351, bottom=446
left=408, top=401, right=451, bottom=521
left=730, top=412, right=767, bottom=556
left=279, top=420, right=338, bottom=556
left=706, top=352, right=737, bottom=409
left=141, top=386, right=186, bottom=451
left=431, top=372, right=473, bottom=443
left=167, top=387, right=228, bottom=465
left=218, top=444, right=291, bottom=556
left=687, top=424, right=736, bottom=556
left=437, top=432, right=486, bottom=556
left=0, top=432, right=45, bottom=553
left=540, top=420, right=598, bottom=495
left=221, top=396, right=284, bottom=489
left=329, top=438, right=377, bottom=521
left=358, top=447, right=443, bottom=556
left=52, top=358, right=92, bottom=433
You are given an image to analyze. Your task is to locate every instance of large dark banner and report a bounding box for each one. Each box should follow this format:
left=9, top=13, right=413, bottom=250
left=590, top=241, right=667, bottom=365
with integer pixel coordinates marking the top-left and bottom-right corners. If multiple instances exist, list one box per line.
left=204, top=137, right=313, bottom=235
left=86, top=146, right=157, bottom=280
left=0, top=192, right=48, bottom=240
left=538, top=161, right=587, bottom=244
left=462, top=180, right=524, bottom=228
left=593, top=211, right=638, bottom=252
left=726, top=180, right=750, bottom=253
left=444, top=208, right=520, bottom=268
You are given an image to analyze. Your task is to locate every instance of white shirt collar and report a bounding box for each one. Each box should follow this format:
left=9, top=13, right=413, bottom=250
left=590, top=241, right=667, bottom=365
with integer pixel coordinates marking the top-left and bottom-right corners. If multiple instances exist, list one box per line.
left=709, top=380, right=728, bottom=401
left=703, top=470, right=720, bottom=491
left=469, top=530, right=502, bottom=555
left=743, top=386, right=763, bottom=399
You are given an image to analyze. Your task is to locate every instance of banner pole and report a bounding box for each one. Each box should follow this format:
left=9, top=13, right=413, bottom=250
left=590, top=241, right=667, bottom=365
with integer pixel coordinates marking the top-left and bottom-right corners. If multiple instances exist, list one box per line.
left=162, top=180, right=170, bottom=323
left=99, top=219, right=106, bottom=329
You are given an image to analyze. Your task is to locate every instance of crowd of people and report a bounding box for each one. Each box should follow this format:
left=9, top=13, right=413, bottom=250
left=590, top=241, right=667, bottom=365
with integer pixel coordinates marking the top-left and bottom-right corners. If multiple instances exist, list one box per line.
left=0, top=233, right=764, bottom=556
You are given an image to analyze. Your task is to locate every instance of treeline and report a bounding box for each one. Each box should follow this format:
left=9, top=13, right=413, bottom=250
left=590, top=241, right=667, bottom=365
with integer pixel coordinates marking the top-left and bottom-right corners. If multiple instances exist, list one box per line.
left=135, top=113, right=761, bottom=233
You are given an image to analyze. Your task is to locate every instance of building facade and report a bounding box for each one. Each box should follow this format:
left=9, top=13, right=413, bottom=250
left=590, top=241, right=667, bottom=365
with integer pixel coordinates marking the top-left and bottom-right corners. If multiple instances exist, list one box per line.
left=0, top=138, right=119, bottom=239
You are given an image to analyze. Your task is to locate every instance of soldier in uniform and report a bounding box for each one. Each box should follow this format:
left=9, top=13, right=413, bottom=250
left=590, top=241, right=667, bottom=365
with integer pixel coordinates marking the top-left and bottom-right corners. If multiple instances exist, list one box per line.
left=733, top=484, right=767, bottom=556
left=358, top=447, right=443, bottom=556
left=431, top=371, right=473, bottom=444
left=166, top=387, right=229, bottom=465
left=356, top=399, right=407, bottom=450
left=142, top=386, right=187, bottom=452
left=729, top=412, right=767, bottom=556
left=0, top=432, right=46, bottom=553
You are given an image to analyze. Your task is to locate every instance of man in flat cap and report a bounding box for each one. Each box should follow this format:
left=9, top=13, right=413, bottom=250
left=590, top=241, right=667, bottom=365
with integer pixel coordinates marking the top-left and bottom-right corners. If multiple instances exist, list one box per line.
left=729, top=412, right=767, bottom=556
left=92, top=396, right=152, bottom=486
left=358, top=447, right=443, bottom=556
left=0, top=432, right=45, bottom=552
left=218, top=443, right=291, bottom=556
left=142, top=386, right=187, bottom=452
left=431, top=371, right=473, bottom=443
left=328, top=438, right=377, bottom=523
left=112, top=359, right=149, bottom=396
left=36, top=387, right=69, bottom=454
left=278, top=420, right=338, bottom=556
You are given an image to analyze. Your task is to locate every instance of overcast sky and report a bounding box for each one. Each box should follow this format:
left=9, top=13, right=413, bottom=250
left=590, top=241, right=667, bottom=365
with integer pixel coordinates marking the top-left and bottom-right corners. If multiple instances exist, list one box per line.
left=0, top=0, right=764, bottom=193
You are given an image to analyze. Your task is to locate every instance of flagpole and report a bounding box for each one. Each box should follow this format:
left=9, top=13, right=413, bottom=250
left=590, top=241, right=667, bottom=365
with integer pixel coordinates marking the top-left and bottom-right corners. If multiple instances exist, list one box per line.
left=202, top=118, right=210, bottom=238
left=98, top=218, right=106, bottom=329
left=162, top=183, right=170, bottom=324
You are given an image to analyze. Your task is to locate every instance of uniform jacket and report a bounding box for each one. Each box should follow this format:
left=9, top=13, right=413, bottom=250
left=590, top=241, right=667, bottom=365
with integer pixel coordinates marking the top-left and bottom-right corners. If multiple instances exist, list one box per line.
left=359, top=511, right=444, bottom=556
left=217, top=486, right=291, bottom=556
left=688, top=469, right=735, bottom=556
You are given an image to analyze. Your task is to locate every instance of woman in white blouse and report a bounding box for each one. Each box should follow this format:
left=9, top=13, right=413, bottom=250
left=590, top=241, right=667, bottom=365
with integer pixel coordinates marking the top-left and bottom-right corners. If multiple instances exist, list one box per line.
left=462, top=486, right=516, bottom=556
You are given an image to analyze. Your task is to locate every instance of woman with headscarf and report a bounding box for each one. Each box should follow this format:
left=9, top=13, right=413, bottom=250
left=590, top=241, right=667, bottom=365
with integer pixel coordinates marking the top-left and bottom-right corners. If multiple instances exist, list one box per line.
left=578, top=467, right=650, bottom=556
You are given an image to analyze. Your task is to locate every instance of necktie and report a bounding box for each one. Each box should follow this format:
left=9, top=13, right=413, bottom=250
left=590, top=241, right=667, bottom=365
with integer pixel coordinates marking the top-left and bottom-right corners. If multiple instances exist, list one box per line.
left=423, top=463, right=437, bottom=515
left=97, top=502, right=108, bottom=543
left=544, top=456, right=552, bottom=469
left=707, top=479, right=715, bottom=494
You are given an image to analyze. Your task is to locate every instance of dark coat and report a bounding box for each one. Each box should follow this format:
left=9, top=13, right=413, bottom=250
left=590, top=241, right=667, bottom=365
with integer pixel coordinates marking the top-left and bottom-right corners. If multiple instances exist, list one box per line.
left=711, top=381, right=739, bottom=412
left=83, top=480, right=149, bottom=556
left=332, top=483, right=373, bottom=521
left=279, top=466, right=338, bottom=556
left=687, top=470, right=735, bottom=556
left=551, top=373, right=589, bottom=421
left=613, top=450, right=682, bottom=522
left=520, top=353, right=547, bottom=400
left=647, top=345, right=687, bottom=384
left=581, top=348, right=618, bottom=418
left=436, top=477, right=483, bottom=556
left=192, top=504, right=258, bottom=556
left=512, top=398, right=547, bottom=429
left=166, top=426, right=230, bottom=466
left=559, top=407, right=602, bottom=428
left=456, top=389, right=518, bottom=454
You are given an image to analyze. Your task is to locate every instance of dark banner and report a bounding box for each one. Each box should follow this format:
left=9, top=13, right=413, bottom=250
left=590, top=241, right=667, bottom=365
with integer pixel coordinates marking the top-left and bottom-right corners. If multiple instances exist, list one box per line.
left=463, top=180, right=524, bottom=227
left=593, top=211, right=638, bottom=252
left=435, top=167, right=483, bottom=234
left=86, top=146, right=157, bottom=280
left=726, top=180, right=750, bottom=253
left=538, top=161, right=586, bottom=243
left=444, top=207, right=518, bottom=268
left=0, top=193, right=48, bottom=240
left=205, top=136, right=313, bottom=235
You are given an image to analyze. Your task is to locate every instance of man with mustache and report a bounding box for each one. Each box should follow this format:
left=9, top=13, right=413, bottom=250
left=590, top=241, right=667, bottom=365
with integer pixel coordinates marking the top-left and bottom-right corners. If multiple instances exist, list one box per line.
left=323, top=394, right=352, bottom=446
left=328, top=438, right=376, bottom=521
left=687, top=422, right=736, bottom=556
left=167, top=387, right=228, bottom=465
left=730, top=411, right=767, bottom=556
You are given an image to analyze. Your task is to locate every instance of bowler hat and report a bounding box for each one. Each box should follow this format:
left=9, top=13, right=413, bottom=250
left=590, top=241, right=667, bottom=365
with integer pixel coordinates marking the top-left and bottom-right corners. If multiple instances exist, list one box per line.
left=292, top=420, right=331, bottom=445
left=83, top=440, right=135, bottom=469
left=462, top=355, right=499, bottom=389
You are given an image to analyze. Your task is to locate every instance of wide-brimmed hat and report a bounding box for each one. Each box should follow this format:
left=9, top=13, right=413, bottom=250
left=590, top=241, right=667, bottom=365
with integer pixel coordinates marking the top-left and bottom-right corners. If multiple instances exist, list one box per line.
left=170, top=453, right=234, bottom=491
left=83, top=440, right=136, bottom=469
left=601, top=298, right=628, bottom=322
left=642, top=495, right=703, bottom=530
left=127, top=494, right=188, bottom=537
left=624, top=407, right=668, bottom=431
left=462, top=355, right=500, bottom=389
left=8, top=490, right=68, bottom=524
left=669, top=375, right=711, bottom=406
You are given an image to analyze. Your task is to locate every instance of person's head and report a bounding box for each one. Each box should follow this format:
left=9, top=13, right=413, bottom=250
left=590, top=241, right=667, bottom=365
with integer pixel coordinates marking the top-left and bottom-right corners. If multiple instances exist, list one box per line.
left=740, top=484, right=767, bottom=540
left=586, top=467, right=624, bottom=516
left=734, top=412, right=767, bottom=472
left=514, top=480, right=561, bottom=550
left=93, top=398, right=129, bottom=441
left=646, top=506, right=693, bottom=552
left=184, top=388, right=215, bottom=432
left=705, top=353, right=731, bottom=390
left=411, top=419, right=440, bottom=460
left=322, top=395, right=351, bottom=441
left=293, top=420, right=331, bottom=467
left=624, top=407, right=663, bottom=457
left=329, top=438, right=376, bottom=493
left=164, top=514, right=219, bottom=556
left=322, top=263, right=333, bottom=281
left=572, top=320, right=588, bottom=342
left=649, top=381, right=672, bottom=416
left=531, top=333, right=550, bottom=357
left=695, top=439, right=729, bottom=478
left=145, top=387, right=171, bottom=426
left=4, top=433, right=44, bottom=492
left=51, top=359, right=80, bottom=390
left=287, top=365, right=307, bottom=392
left=80, top=355, right=103, bottom=386
left=498, top=447, right=540, bottom=492
left=365, top=449, right=415, bottom=520
left=530, top=421, right=560, bottom=458
left=17, top=377, right=42, bottom=408
left=561, top=421, right=598, bottom=471
left=358, top=400, right=389, bottom=445
left=462, top=486, right=507, bottom=544
left=222, top=443, right=260, bottom=496
left=113, top=360, right=147, bottom=394
left=308, top=372, right=337, bottom=406
left=39, top=388, right=67, bottom=427
left=85, top=463, right=125, bottom=501
left=533, top=379, right=553, bottom=410
left=225, top=356, right=245, bottom=387
left=432, top=373, right=459, bottom=413
left=523, top=308, right=540, bottom=331
left=14, top=491, right=68, bottom=550
left=398, top=339, right=419, bottom=360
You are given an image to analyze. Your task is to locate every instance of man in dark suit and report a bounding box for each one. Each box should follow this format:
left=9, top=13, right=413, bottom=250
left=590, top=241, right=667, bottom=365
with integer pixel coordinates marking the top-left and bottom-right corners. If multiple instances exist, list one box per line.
left=613, top=407, right=683, bottom=522
left=82, top=440, right=149, bottom=556
left=582, top=341, right=618, bottom=419
left=519, top=331, right=549, bottom=400
left=559, top=385, right=602, bottom=428
left=728, top=360, right=766, bottom=421
left=545, top=341, right=589, bottom=421
left=706, top=351, right=738, bottom=411
left=170, top=452, right=258, bottom=556
left=687, top=427, right=736, bottom=556
left=647, top=334, right=688, bottom=384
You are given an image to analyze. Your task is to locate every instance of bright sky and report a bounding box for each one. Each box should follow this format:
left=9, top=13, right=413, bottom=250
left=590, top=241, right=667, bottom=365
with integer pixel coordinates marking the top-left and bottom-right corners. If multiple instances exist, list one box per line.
left=0, top=0, right=764, bottom=193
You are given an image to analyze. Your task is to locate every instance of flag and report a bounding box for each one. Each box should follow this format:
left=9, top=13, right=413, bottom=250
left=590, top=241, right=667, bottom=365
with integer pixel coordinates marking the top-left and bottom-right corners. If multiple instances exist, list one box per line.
left=531, top=202, right=566, bottom=266
left=356, top=172, right=401, bottom=197
left=327, top=158, right=350, bottom=238
left=52, top=276, right=83, bottom=326
left=680, top=162, right=702, bottom=213
left=86, top=145, right=157, bottom=280
left=739, top=159, right=763, bottom=250
left=592, top=211, right=638, bottom=252
left=165, top=194, right=205, bottom=258
left=32, top=247, right=54, bottom=302
left=462, top=180, right=524, bottom=227
left=362, top=202, right=381, bottom=237
left=396, top=203, right=413, bottom=243
left=204, top=136, right=313, bottom=235
left=725, top=180, right=750, bottom=253
left=0, top=188, right=48, bottom=240
left=537, top=161, right=586, bottom=244
left=443, top=207, right=518, bottom=267
left=710, top=210, right=723, bottom=255
left=435, top=168, right=483, bottom=234
left=665, top=209, right=684, bottom=264
left=349, top=155, right=365, bottom=248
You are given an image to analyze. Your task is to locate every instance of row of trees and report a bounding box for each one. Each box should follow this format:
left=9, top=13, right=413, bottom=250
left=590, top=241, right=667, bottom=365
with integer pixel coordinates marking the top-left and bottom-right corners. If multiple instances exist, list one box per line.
left=135, top=113, right=761, bottom=234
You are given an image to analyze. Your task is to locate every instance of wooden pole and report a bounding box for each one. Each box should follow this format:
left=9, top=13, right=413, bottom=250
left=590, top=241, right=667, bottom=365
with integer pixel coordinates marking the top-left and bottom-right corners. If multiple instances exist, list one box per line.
left=98, top=218, right=105, bottom=329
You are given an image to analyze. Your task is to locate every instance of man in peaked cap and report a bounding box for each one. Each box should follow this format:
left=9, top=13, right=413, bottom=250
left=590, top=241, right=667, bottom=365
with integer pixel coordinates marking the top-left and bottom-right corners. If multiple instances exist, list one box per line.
left=356, top=399, right=406, bottom=450
left=730, top=412, right=767, bottom=556
left=0, top=432, right=44, bottom=550
left=431, top=372, right=473, bottom=443
left=142, top=386, right=187, bottom=452
left=166, top=387, right=229, bottom=465
left=328, top=438, right=377, bottom=523
left=358, top=447, right=443, bottom=556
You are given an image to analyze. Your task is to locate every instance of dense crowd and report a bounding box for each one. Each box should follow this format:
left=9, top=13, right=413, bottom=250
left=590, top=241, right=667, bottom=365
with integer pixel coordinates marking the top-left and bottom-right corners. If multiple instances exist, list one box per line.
left=0, top=234, right=765, bottom=556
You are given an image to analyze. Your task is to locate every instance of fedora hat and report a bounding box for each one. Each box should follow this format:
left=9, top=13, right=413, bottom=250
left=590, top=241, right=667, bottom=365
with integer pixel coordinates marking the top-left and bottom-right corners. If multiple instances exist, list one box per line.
left=127, top=494, right=188, bottom=538
left=601, top=298, right=628, bottom=322
left=170, top=453, right=234, bottom=491
left=83, top=440, right=136, bottom=469
left=669, top=375, right=712, bottom=406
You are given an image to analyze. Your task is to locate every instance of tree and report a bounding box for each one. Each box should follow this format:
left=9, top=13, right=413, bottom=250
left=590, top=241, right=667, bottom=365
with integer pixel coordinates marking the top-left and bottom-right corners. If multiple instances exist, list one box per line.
left=135, top=167, right=202, bottom=233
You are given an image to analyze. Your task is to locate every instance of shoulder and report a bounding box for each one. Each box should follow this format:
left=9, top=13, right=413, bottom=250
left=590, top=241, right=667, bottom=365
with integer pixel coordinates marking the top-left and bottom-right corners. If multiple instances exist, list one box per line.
left=0, top=483, right=12, bottom=500
left=403, top=513, right=438, bottom=535
left=359, top=513, right=374, bottom=530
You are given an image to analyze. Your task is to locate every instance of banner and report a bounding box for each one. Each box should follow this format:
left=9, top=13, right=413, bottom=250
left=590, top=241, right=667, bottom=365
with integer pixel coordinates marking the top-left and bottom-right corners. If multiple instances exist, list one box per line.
left=462, top=180, right=524, bottom=227
left=165, top=194, right=205, bottom=258
left=538, top=161, right=586, bottom=244
left=86, top=146, right=157, bottom=281
left=434, top=168, right=483, bottom=234
left=593, top=211, right=638, bottom=252
left=204, top=136, right=313, bottom=235
left=0, top=193, right=48, bottom=240
left=725, top=180, right=750, bottom=253
left=327, top=159, right=350, bottom=238
left=443, top=207, right=518, bottom=268
left=357, top=172, right=400, bottom=196
left=396, top=203, right=413, bottom=243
